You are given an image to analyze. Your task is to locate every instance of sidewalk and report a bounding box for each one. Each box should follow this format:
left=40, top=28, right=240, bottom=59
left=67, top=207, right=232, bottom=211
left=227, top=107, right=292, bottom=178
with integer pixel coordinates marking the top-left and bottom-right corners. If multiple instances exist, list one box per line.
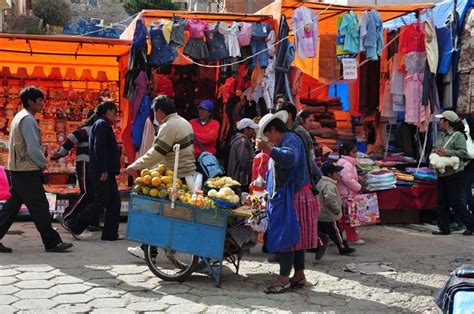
left=1, top=222, right=471, bottom=313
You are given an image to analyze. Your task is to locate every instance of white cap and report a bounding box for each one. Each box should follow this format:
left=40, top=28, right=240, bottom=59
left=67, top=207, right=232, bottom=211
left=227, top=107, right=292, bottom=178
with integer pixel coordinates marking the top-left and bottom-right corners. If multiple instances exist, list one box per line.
left=237, top=118, right=259, bottom=130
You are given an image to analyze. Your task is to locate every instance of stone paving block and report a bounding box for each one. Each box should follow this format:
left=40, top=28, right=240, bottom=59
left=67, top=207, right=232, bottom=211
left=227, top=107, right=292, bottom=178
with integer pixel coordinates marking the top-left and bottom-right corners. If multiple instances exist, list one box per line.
left=12, top=298, right=55, bottom=310
left=83, top=271, right=116, bottom=280
left=117, top=274, right=151, bottom=282
left=0, top=304, right=15, bottom=313
left=52, top=293, right=94, bottom=304
left=14, top=279, right=54, bottom=289
left=0, top=286, right=19, bottom=295
left=0, top=277, right=17, bottom=286
left=16, top=266, right=54, bottom=273
left=15, top=289, right=57, bottom=299
left=116, top=282, right=151, bottom=292
left=152, top=283, right=192, bottom=295
left=91, top=308, right=135, bottom=314
left=85, top=278, right=122, bottom=287
left=111, top=265, right=149, bottom=275
left=127, top=301, right=168, bottom=311
left=85, top=287, right=124, bottom=298
left=88, top=297, right=127, bottom=308
left=158, top=294, right=200, bottom=305
left=52, top=283, right=91, bottom=294
left=0, top=295, right=18, bottom=305
left=53, top=304, right=93, bottom=312
left=52, top=275, right=84, bottom=284
left=16, top=272, right=55, bottom=281
left=166, top=304, right=207, bottom=312
left=0, top=269, right=19, bottom=277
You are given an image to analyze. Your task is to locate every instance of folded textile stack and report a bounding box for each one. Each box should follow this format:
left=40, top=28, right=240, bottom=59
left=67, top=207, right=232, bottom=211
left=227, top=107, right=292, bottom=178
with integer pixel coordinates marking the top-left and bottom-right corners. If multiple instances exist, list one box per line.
left=393, top=171, right=415, bottom=187
left=316, top=137, right=338, bottom=150
left=357, top=158, right=375, bottom=167
left=366, top=169, right=397, bottom=191
left=405, top=167, right=437, bottom=184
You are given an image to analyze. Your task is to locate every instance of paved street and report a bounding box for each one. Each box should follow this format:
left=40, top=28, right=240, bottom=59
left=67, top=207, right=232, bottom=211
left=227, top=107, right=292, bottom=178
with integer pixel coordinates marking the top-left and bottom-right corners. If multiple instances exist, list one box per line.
left=0, top=222, right=472, bottom=313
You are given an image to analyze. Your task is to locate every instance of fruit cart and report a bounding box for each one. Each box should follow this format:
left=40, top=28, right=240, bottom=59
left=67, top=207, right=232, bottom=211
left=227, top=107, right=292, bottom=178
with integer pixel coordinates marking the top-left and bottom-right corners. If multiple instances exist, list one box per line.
left=126, top=144, right=253, bottom=286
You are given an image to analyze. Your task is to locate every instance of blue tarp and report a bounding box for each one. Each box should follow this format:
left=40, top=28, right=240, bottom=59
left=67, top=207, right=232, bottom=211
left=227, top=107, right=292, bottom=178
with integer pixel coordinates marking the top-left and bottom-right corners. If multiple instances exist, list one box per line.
left=329, top=83, right=349, bottom=111
left=384, top=0, right=471, bottom=30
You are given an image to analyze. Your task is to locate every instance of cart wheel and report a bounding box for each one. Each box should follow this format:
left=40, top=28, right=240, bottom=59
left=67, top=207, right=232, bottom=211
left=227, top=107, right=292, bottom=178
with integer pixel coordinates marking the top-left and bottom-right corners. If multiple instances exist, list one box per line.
left=143, top=245, right=199, bottom=282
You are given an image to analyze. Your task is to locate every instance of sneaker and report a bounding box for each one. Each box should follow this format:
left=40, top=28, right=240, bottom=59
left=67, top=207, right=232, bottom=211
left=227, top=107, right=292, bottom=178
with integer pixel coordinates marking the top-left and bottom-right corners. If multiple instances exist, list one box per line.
left=57, top=215, right=72, bottom=233
left=349, top=239, right=365, bottom=245
left=128, top=246, right=145, bottom=260
left=46, top=242, right=73, bottom=252
left=72, top=230, right=94, bottom=241
left=462, top=230, right=473, bottom=236
left=339, top=247, right=356, bottom=255
left=314, top=241, right=329, bottom=261
left=0, top=243, right=12, bottom=253
left=432, top=230, right=451, bottom=235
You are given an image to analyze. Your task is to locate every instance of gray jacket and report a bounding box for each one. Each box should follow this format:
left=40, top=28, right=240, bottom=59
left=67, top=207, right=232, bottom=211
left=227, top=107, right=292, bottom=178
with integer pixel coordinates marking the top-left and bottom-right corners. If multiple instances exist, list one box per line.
left=227, top=132, right=254, bottom=186
left=316, top=176, right=343, bottom=222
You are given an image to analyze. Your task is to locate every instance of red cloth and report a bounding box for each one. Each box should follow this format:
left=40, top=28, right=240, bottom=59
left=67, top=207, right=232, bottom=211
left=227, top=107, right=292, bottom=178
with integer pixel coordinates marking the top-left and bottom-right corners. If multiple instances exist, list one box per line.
left=152, top=74, right=174, bottom=98
left=251, top=152, right=270, bottom=182
left=190, top=118, right=220, bottom=157
left=398, top=23, right=426, bottom=71
left=376, top=185, right=437, bottom=211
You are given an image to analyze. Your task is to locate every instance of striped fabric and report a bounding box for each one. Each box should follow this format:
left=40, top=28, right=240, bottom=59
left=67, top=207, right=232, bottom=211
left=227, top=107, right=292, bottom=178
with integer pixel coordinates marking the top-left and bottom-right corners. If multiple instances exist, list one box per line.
left=58, top=126, right=91, bottom=162
left=287, top=187, right=319, bottom=251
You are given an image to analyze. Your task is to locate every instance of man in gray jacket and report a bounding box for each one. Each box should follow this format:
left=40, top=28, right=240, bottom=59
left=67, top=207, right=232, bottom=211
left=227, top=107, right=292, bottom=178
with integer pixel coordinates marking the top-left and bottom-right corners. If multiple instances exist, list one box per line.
left=0, top=86, right=73, bottom=253
left=227, top=118, right=259, bottom=192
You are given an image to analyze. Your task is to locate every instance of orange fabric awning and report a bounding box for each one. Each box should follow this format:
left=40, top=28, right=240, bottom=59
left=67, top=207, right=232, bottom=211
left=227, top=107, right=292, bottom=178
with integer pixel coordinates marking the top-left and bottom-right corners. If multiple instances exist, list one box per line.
left=257, top=0, right=435, bottom=80
left=0, top=34, right=131, bottom=81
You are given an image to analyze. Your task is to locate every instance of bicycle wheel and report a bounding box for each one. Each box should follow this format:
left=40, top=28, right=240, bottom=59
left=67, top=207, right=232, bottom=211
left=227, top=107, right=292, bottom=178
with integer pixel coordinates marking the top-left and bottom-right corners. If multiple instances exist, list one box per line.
left=143, top=245, right=199, bottom=282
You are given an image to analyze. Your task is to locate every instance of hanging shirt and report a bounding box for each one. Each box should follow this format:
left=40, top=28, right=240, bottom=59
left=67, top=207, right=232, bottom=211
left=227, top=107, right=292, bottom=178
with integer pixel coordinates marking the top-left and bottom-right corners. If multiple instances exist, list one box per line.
left=436, top=26, right=453, bottom=75
left=237, top=22, right=252, bottom=46
left=363, top=9, right=384, bottom=61
left=338, top=11, right=360, bottom=54
left=424, top=19, right=439, bottom=74
left=290, top=6, right=318, bottom=59
left=398, top=22, right=425, bottom=71
left=225, top=21, right=241, bottom=58
left=186, top=19, right=208, bottom=39
left=205, top=22, right=229, bottom=61
left=404, top=73, right=424, bottom=124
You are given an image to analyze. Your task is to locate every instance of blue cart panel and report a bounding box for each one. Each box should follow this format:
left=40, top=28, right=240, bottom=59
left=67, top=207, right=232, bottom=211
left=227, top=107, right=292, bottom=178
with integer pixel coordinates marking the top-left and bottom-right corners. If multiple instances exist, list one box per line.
left=126, top=194, right=228, bottom=261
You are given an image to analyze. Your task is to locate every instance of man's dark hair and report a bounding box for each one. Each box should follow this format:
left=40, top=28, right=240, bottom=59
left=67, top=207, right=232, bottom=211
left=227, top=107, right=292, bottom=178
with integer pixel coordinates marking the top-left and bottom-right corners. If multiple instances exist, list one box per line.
left=19, top=86, right=44, bottom=108
left=277, top=102, right=297, bottom=121
left=96, top=101, right=117, bottom=116
left=275, top=93, right=288, bottom=102
left=263, top=118, right=289, bottom=134
left=153, top=95, right=176, bottom=115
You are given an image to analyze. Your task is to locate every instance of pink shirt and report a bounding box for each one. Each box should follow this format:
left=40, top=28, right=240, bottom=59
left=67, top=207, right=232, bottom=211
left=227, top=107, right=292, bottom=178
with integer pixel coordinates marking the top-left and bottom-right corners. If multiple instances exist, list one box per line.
left=186, top=19, right=208, bottom=39
left=336, top=156, right=361, bottom=198
left=237, top=22, right=252, bottom=46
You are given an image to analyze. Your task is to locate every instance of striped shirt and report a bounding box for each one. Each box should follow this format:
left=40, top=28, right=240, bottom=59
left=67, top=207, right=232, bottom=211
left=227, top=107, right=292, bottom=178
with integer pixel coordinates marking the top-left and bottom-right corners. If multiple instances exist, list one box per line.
left=58, top=126, right=91, bottom=163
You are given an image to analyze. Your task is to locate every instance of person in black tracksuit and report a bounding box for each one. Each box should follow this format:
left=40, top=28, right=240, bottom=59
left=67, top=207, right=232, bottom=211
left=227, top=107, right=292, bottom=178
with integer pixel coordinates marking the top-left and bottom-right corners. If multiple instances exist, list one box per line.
left=66, top=101, right=122, bottom=241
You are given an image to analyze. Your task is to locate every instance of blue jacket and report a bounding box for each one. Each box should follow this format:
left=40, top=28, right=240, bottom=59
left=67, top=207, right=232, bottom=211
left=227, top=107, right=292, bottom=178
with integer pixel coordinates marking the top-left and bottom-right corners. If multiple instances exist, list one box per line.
left=131, top=95, right=152, bottom=151
left=89, top=118, right=120, bottom=177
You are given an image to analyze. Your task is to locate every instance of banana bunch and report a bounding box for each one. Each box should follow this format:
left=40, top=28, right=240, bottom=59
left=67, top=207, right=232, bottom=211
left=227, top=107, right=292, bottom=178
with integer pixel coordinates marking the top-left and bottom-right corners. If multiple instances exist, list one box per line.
left=206, top=176, right=241, bottom=189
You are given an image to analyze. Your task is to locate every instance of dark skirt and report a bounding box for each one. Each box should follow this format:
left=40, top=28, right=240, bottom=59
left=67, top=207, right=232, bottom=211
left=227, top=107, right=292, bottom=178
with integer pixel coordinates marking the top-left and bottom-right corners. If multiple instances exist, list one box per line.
left=184, top=38, right=209, bottom=60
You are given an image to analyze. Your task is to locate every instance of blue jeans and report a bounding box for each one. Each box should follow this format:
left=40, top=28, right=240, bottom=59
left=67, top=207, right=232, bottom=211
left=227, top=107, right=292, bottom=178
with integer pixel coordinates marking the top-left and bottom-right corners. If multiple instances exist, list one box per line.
left=279, top=250, right=305, bottom=277
left=250, top=39, right=269, bottom=68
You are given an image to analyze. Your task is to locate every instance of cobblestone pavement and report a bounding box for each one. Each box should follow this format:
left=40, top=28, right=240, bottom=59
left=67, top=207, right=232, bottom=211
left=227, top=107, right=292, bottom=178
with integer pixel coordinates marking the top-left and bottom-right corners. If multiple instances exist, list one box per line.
left=0, top=222, right=472, bottom=313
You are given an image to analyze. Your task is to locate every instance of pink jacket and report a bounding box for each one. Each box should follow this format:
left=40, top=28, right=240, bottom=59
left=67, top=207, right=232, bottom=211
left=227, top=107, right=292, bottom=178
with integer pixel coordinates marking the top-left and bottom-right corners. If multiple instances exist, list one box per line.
left=336, top=156, right=361, bottom=198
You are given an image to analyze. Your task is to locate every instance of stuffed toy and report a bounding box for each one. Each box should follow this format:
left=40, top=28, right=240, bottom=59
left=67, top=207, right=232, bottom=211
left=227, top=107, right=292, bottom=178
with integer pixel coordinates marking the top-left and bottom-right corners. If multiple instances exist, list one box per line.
left=429, top=153, right=460, bottom=174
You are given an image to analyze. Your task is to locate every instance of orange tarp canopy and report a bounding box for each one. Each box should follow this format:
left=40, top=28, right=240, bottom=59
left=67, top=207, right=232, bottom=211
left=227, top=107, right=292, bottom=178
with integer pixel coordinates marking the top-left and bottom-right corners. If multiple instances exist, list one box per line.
left=0, top=34, right=131, bottom=81
left=256, top=0, right=435, bottom=80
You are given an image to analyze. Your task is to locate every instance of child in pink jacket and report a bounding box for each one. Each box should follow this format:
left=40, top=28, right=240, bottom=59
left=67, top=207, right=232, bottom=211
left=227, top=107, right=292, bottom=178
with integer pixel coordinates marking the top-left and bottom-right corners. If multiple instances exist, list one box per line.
left=336, top=142, right=365, bottom=245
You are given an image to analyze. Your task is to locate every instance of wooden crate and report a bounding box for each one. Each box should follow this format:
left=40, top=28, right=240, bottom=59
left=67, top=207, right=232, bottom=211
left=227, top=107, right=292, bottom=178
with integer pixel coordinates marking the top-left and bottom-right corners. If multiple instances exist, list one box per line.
left=163, top=203, right=193, bottom=221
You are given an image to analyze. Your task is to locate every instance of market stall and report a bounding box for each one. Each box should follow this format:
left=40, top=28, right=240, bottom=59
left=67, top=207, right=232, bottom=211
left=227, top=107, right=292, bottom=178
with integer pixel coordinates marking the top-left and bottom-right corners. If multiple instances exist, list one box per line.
left=0, top=34, right=132, bottom=215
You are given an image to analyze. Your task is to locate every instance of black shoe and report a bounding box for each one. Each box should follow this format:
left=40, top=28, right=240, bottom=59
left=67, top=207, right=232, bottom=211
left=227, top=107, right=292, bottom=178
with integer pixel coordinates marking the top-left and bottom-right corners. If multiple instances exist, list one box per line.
left=432, top=230, right=451, bottom=235
left=315, top=241, right=329, bottom=261
left=87, top=225, right=103, bottom=232
left=0, top=243, right=12, bottom=253
left=267, top=254, right=279, bottom=263
left=339, top=247, right=356, bottom=255
left=462, top=230, right=473, bottom=236
left=46, top=242, right=73, bottom=252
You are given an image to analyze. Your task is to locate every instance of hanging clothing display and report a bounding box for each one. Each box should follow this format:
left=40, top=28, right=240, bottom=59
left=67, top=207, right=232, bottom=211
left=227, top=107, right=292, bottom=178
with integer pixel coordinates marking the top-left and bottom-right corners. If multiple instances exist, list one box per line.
left=424, top=19, right=439, bottom=74
left=359, top=53, right=380, bottom=113
left=237, top=22, right=252, bottom=47
left=170, top=16, right=186, bottom=52
left=274, top=15, right=290, bottom=99
left=361, top=9, right=384, bottom=61
left=131, top=95, right=152, bottom=151
left=338, top=11, right=360, bottom=54
left=290, top=6, right=318, bottom=59
left=266, top=30, right=276, bottom=58
left=398, top=22, right=425, bottom=71
left=184, top=19, right=209, bottom=60
left=262, top=58, right=275, bottom=110
left=149, top=24, right=175, bottom=66
left=205, top=22, right=229, bottom=62
left=124, top=19, right=148, bottom=100
left=130, top=71, right=149, bottom=123
left=336, top=16, right=357, bottom=61
left=225, top=22, right=241, bottom=58
left=457, top=8, right=474, bottom=114
left=435, top=26, right=453, bottom=75
left=250, top=22, right=272, bottom=68
left=404, top=73, right=424, bottom=124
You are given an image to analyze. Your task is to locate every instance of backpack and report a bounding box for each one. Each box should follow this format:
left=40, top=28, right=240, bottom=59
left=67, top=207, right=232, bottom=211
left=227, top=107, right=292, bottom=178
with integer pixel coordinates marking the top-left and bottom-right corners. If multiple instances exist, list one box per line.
left=435, top=264, right=474, bottom=313
left=196, top=151, right=225, bottom=181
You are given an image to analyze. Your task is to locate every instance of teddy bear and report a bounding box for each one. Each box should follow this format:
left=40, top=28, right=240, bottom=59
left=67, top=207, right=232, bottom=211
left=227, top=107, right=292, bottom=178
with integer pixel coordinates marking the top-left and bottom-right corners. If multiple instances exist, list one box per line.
left=429, top=153, right=460, bottom=174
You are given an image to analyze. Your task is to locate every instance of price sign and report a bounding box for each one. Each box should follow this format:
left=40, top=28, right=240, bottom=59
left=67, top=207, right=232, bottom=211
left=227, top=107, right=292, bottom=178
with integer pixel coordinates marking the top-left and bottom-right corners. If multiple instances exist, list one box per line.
left=342, top=58, right=358, bottom=80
